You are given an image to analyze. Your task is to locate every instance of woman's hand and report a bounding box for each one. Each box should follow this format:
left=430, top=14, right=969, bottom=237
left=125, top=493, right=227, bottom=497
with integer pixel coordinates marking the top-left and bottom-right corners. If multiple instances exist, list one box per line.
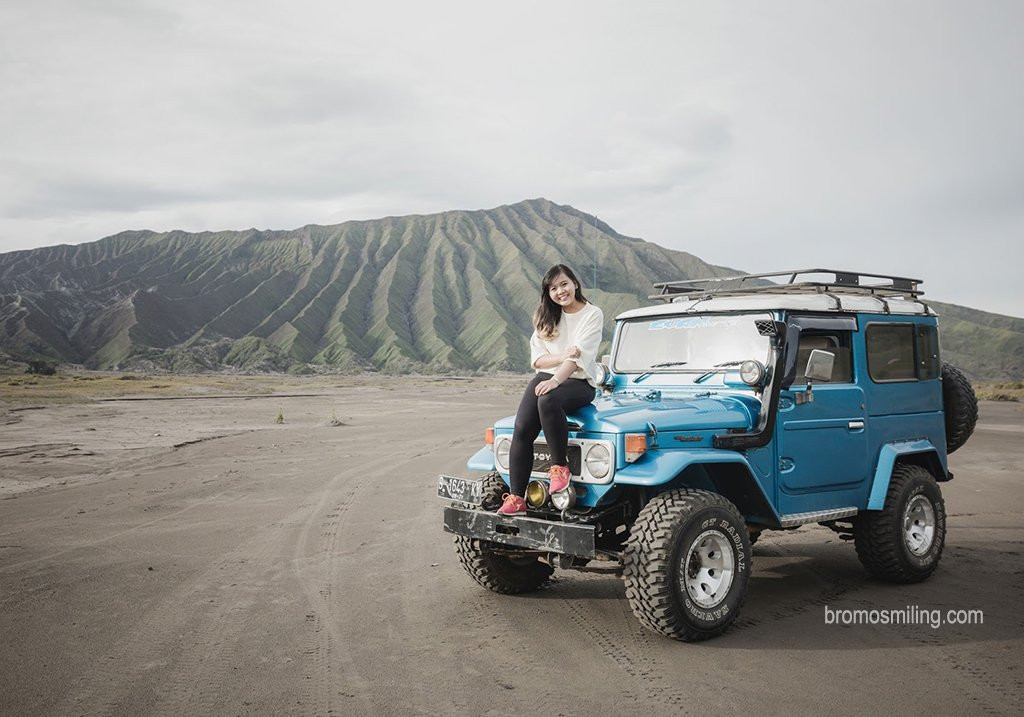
left=563, top=345, right=582, bottom=361
left=535, top=378, right=561, bottom=396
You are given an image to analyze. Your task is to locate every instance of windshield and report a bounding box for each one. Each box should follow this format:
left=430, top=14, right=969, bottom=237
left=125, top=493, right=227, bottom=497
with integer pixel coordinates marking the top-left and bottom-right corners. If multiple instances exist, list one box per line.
left=613, top=313, right=773, bottom=373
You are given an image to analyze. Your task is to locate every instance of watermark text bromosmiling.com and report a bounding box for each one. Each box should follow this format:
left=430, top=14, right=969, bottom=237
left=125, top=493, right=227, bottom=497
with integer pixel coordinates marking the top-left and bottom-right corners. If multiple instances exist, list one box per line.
left=825, top=605, right=984, bottom=629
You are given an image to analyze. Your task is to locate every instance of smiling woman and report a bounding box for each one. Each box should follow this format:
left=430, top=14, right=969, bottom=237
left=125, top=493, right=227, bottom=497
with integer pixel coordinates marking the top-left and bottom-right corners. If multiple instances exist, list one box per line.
left=496, top=264, right=604, bottom=517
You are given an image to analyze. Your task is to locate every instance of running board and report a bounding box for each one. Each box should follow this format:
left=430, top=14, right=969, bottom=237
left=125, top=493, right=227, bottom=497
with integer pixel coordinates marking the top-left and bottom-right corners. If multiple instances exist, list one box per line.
left=778, top=507, right=858, bottom=528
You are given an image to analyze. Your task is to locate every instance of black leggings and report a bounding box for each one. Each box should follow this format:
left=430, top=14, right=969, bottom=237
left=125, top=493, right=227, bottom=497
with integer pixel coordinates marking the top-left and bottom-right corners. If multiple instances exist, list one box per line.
left=509, top=373, right=595, bottom=496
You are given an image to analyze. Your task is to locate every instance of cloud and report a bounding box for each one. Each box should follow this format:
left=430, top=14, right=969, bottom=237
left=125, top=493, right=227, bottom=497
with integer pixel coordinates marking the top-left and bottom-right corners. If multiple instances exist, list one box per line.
left=0, top=1, right=1021, bottom=316
left=575, top=105, right=733, bottom=200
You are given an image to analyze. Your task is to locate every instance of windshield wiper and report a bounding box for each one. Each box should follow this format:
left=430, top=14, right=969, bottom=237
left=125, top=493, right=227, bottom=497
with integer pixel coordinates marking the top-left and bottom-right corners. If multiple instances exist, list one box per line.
left=634, top=361, right=688, bottom=383
left=693, top=360, right=745, bottom=384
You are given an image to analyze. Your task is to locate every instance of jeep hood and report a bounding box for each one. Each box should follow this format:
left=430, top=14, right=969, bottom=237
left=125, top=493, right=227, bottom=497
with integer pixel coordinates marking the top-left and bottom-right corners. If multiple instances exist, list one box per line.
left=496, top=392, right=761, bottom=434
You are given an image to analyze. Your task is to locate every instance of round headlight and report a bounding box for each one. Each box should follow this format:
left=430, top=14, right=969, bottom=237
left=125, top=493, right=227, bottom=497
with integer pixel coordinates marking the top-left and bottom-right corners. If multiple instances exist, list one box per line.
left=593, top=363, right=611, bottom=387
left=739, top=359, right=766, bottom=386
left=551, top=483, right=577, bottom=511
left=584, top=444, right=611, bottom=479
left=494, top=436, right=511, bottom=470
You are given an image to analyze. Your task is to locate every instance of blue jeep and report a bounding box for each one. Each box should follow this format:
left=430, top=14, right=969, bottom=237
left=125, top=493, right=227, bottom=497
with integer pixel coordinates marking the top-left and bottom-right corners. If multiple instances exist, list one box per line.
left=437, top=269, right=978, bottom=641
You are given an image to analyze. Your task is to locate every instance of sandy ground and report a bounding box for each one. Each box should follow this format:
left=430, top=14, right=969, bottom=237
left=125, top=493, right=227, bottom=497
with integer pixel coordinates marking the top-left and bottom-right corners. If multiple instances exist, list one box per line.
left=0, top=376, right=1021, bottom=716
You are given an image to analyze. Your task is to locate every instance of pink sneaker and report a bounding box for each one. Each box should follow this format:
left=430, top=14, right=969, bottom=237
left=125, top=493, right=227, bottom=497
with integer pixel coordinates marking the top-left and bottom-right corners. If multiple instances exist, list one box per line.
left=548, top=464, right=571, bottom=494
left=496, top=493, right=527, bottom=516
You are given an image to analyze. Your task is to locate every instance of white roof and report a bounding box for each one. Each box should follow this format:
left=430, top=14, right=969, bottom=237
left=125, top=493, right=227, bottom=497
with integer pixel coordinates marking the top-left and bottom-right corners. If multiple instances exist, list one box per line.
left=617, top=293, right=935, bottom=320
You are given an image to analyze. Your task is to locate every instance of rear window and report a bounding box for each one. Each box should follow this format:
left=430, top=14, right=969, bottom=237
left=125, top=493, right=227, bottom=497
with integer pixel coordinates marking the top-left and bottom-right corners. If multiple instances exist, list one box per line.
left=866, top=323, right=940, bottom=382
left=915, top=324, right=940, bottom=380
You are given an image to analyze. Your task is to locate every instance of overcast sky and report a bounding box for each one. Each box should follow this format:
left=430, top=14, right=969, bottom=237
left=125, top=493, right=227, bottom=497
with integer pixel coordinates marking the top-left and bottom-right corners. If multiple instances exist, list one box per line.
left=1, top=1, right=1021, bottom=316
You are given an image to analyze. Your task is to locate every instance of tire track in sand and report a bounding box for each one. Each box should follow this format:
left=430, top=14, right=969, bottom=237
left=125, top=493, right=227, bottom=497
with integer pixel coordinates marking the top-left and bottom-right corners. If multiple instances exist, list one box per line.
left=290, top=434, right=442, bottom=715
left=292, top=468, right=374, bottom=716
left=560, top=589, right=695, bottom=710
left=59, top=449, right=386, bottom=716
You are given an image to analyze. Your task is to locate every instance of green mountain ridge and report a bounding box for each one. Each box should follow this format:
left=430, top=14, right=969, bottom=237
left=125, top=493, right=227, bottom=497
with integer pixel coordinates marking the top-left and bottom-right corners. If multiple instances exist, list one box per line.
left=0, top=198, right=1020, bottom=380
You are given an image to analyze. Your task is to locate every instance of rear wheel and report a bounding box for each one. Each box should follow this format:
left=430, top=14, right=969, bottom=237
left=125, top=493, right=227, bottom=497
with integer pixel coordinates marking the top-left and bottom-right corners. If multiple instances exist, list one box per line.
left=854, top=464, right=946, bottom=583
left=623, top=489, right=751, bottom=641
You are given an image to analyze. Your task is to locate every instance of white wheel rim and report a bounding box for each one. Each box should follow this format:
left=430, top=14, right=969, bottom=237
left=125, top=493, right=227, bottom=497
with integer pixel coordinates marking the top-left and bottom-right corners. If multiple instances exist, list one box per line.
left=680, top=529, right=735, bottom=609
left=903, top=495, right=936, bottom=556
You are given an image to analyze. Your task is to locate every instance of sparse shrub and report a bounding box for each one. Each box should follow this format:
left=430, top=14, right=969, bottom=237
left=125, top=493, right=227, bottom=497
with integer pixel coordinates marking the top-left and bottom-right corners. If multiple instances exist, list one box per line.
left=976, top=389, right=1019, bottom=402
left=275, top=409, right=285, bottom=424
left=975, top=380, right=1024, bottom=402
left=327, top=411, right=346, bottom=427
left=25, top=360, right=56, bottom=376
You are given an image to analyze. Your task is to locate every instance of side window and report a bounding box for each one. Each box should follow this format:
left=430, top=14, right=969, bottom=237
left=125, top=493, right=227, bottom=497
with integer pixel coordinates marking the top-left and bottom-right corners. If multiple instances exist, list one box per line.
left=867, top=324, right=916, bottom=381
left=795, top=331, right=853, bottom=384
left=915, top=325, right=940, bottom=380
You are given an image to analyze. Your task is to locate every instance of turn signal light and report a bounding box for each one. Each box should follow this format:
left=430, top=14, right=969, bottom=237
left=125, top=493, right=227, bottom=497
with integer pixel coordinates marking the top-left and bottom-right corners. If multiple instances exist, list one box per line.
left=625, top=433, right=647, bottom=463
left=484, top=427, right=494, bottom=446
left=526, top=480, right=549, bottom=507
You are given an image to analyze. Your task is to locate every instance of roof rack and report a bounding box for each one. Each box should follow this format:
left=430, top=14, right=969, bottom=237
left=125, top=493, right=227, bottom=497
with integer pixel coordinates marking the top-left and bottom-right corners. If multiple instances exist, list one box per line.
left=649, top=269, right=928, bottom=314
left=651, top=268, right=924, bottom=302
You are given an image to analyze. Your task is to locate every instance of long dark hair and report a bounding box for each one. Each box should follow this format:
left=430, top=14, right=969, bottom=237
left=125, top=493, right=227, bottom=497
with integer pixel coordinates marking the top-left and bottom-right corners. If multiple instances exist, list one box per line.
left=533, top=264, right=587, bottom=340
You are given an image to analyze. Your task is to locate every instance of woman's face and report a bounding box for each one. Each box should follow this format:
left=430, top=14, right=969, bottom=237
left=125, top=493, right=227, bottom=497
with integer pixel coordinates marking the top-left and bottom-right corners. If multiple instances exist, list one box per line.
left=547, top=273, right=577, bottom=307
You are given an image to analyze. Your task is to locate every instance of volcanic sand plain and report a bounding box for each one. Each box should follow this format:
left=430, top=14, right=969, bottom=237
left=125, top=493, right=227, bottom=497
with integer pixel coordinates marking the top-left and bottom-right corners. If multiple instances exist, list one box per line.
left=0, top=374, right=1021, bottom=716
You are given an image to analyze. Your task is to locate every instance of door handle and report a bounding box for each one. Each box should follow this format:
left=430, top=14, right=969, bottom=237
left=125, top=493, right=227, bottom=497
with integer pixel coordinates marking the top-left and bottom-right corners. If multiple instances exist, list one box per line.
left=848, top=420, right=865, bottom=430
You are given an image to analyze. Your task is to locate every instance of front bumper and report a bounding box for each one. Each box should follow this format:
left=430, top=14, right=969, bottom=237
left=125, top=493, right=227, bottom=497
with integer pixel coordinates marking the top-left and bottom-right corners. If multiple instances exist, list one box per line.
left=443, top=506, right=596, bottom=559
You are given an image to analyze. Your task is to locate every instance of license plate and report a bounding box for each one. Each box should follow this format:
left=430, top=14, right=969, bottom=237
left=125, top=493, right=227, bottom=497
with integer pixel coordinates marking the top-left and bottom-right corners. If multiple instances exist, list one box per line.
left=532, top=444, right=581, bottom=475
left=437, top=475, right=484, bottom=504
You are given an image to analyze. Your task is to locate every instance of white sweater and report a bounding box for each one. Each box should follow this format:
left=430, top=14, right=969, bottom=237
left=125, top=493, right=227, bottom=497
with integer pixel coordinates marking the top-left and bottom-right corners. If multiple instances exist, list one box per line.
left=529, top=302, right=604, bottom=386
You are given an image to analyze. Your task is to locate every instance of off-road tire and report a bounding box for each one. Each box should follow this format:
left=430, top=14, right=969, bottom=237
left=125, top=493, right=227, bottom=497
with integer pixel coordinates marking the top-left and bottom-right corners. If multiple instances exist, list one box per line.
left=942, top=363, right=978, bottom=454
left=623, top=489, right=751, bottom=642
left=854, top=464, right=946, bottom=583
left=453, top=471, right=553, bottom=594
left=454, top=537, right=554, bottom=594
left=464, top=471, right=505, bottom=512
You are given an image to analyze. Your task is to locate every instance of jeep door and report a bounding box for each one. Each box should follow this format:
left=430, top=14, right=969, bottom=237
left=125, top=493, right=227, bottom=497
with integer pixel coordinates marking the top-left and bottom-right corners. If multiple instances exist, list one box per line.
left=776, top=324, right=869, bottom=512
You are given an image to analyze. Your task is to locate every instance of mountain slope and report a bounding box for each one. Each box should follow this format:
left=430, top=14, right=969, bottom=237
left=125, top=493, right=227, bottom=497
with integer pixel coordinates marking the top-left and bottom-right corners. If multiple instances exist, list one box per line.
left=0, top=199, right=737, bottom=373
left=1, top=198, right=1019, bottom=380
left=930, top=301, right=1024, bottom=381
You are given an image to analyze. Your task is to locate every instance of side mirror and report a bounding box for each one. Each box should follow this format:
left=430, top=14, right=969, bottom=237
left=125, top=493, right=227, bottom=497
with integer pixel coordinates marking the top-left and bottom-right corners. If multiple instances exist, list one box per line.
left=805, top=349, right=835, bottom=382
left=796, top=349, right=835, bottom=405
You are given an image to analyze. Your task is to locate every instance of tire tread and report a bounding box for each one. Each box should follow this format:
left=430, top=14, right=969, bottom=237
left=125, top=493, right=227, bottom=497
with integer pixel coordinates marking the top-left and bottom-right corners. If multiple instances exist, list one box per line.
left=453, top=472, right=553, bottom=594
left=854, top=464, right=945, bottom=583
left=623, top=489, right=748, bottom=642
left=942, top=362, right=978, bottom=454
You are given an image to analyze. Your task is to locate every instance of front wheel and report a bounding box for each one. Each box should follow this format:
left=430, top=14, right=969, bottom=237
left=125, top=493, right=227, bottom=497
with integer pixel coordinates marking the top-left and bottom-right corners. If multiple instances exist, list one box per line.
left=454, top=537, right=554, bottom=594
left=854, top=464, right=946, bottom=583
left=452, top=471, right=553, bottom=594
left=623, top=489, right=751, bottom=641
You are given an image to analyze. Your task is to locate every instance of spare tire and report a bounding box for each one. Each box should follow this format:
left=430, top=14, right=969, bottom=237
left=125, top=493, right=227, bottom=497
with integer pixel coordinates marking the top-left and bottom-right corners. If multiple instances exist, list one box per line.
left=941, top=363, right=978, bottom=454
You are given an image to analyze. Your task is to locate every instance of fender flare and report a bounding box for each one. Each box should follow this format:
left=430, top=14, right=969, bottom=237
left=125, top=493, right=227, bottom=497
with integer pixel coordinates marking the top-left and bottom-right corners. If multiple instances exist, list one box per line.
left=867, top=440, right=947, bottom=510
left=466, top=446, right=495, bottom=472
left=616, top=449, right=780, bottom=524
